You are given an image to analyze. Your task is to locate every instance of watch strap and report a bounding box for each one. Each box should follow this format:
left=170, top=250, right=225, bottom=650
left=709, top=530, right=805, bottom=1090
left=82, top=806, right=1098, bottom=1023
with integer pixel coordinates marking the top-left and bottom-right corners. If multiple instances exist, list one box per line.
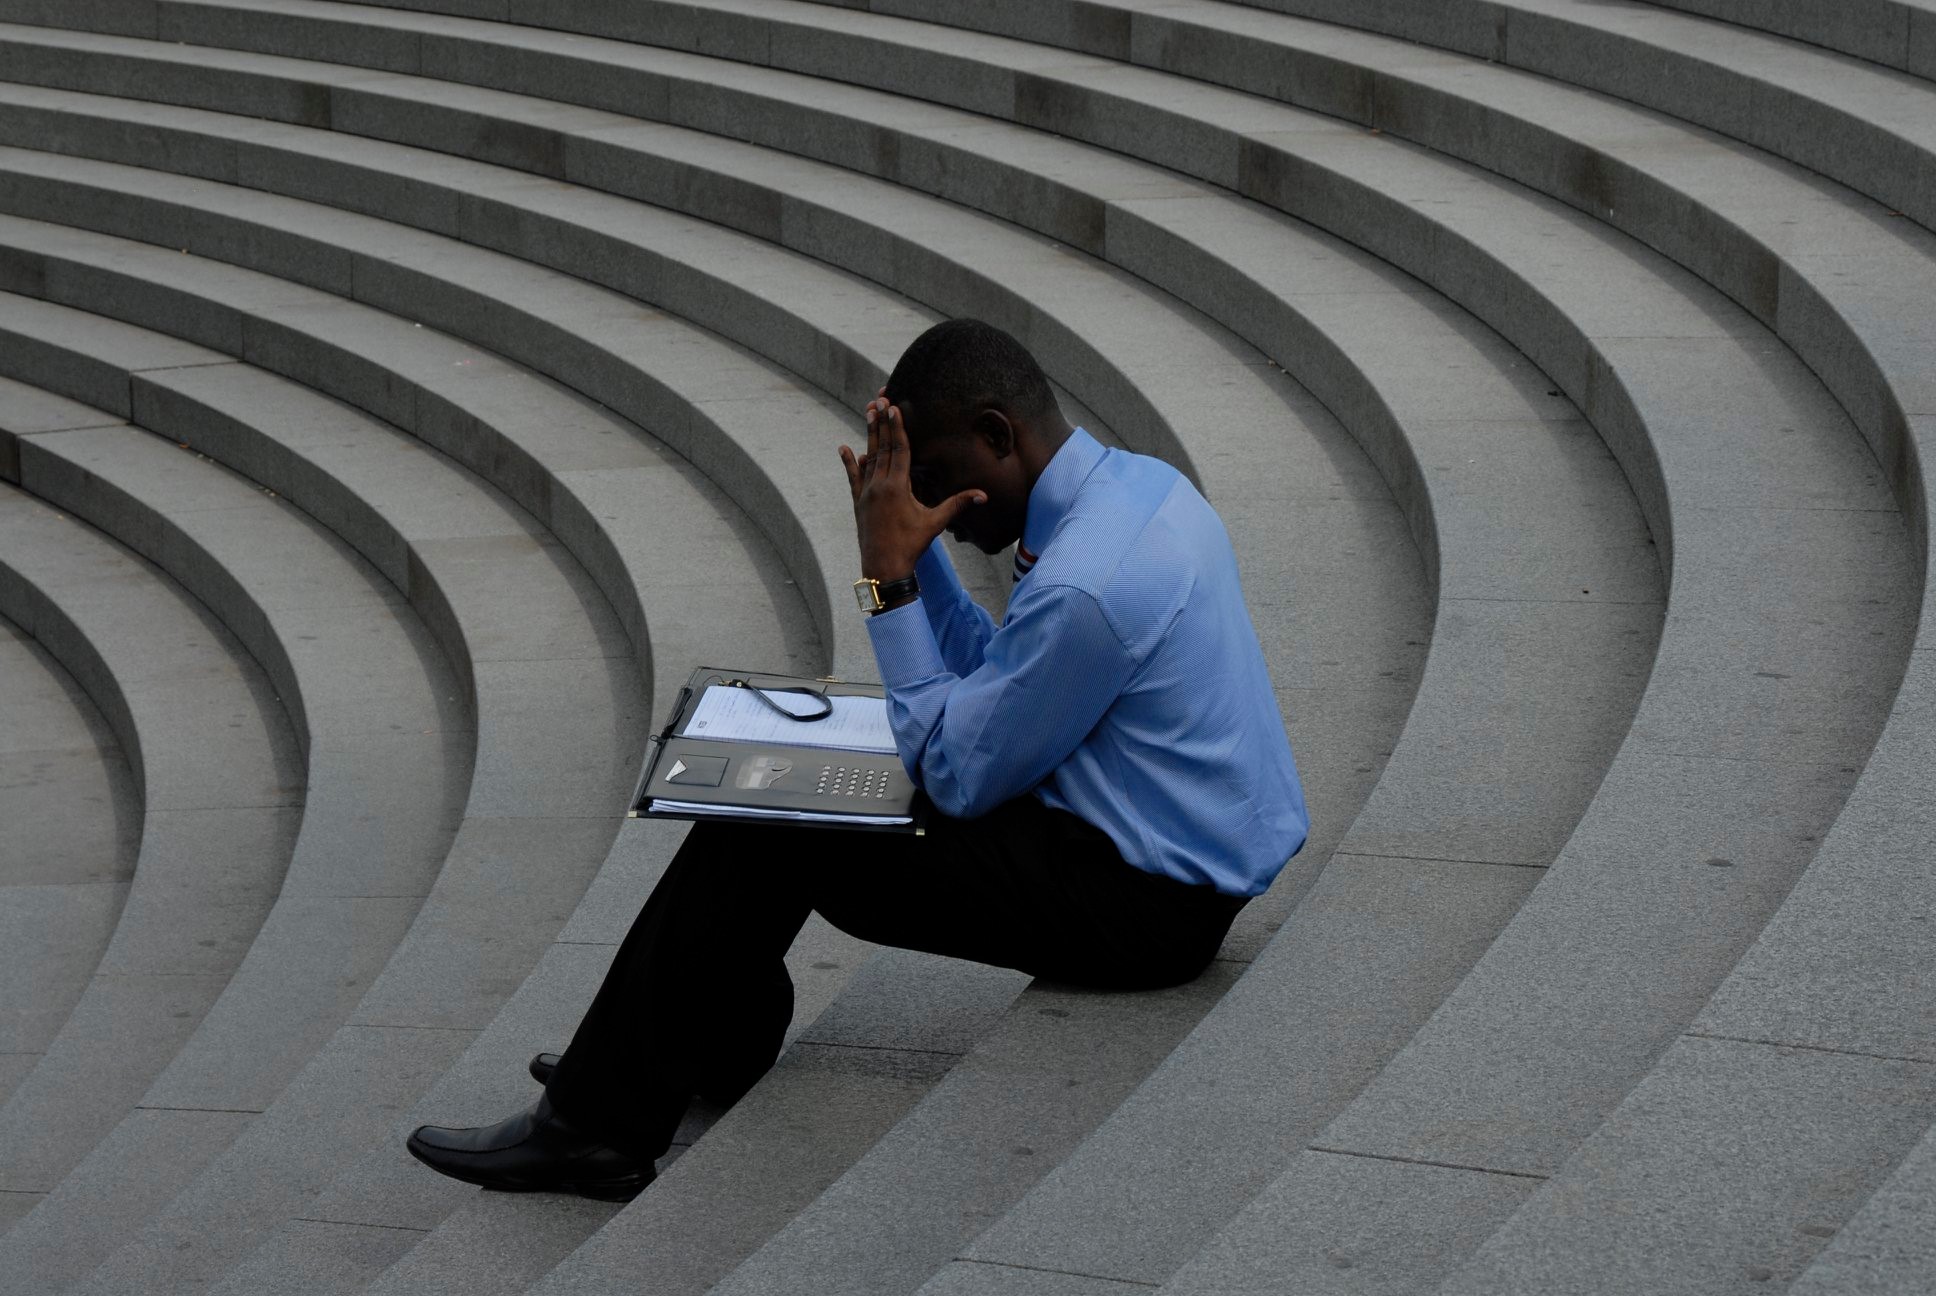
left=870, top=573, right=920, bottom=612
left=853, top=573, right=922, bottom=614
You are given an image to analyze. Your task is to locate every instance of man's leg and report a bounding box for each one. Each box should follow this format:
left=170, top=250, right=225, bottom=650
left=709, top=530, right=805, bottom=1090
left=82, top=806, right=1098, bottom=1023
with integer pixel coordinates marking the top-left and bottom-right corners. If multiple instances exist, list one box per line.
left=540, top=818, right=818, bottom=1162
left=543, top=797, right=1245, bottom=1163
left=404, top=818, right=817, bottom=1197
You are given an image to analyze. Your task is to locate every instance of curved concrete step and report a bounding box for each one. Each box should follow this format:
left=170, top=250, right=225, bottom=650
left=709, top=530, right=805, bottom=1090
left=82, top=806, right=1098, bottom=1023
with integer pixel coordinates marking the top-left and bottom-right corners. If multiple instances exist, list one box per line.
left=0, top=324, right=477, bottom=1290
left=0, top=146, right=869, bottom=683
left=1432, top=647, right=1936, bottom=1294
left=0, top=46, right=1424, bottom=1296
left=0, top=379, right=141, bottom=1126
left=1, top=0, right=1894, bottom=666
left=0, top=0, right=1662, bottom=928
left=7, top=10, right=1912, bottom=1294
left=0, top=441, right=308, bottom=1234
left=0, top=76, right=1050, bottom=615
left=0, top=134, right=1403, bottom=1296
left=1214, top=0, right=1936, bottom=234
left=0, top=5, right=1889, bottom=1286
left=0, top=38, right=1465, bottom=1296
left=0, top=295, right=654, bottom=1291
left=10, top=0, right=1918, bottom=632
left=0, top=272, right=809, bottom=1296
left=1396, top=657, right=1936, bottom=1292
left=721, top=14, right=1936, bottom=1289
left=340, top=5, right=1928, bottom=1286
left=45, top=0, right=1936, bottom=242
left=834, top=0, right=1936, bottom=613
left=49, top=5, right=1936, bottom=1286
left=1651, top=0, right=1936, bottom=83
left=0, top=183, right=987, bottom=1291
left=1788, top=1110, right=1936, bottom=1294
left=1420, top=559, right=1936, bottom=1287
left=0, top=614, right=133, bottom=1107
left=1, top=66, right=1392, bottom=911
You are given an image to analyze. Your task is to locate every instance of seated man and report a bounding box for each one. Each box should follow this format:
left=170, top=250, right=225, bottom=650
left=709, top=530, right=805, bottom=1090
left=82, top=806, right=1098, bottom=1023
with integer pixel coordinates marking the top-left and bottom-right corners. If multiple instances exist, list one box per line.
left=407, top=318, right=1307, bottom=1200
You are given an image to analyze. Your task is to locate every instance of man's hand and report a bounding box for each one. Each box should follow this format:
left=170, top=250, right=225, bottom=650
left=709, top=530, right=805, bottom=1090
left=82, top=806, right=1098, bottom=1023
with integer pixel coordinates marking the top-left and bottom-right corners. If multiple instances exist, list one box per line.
left=838, top=391, right=984, bottom=584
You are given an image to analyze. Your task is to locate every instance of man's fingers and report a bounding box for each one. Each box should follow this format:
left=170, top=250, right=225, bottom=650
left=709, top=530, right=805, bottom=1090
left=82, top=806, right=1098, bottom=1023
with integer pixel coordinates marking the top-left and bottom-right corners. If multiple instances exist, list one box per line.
left=839, top=445, right=864, bottom=501
left=880, top=404, right=910, bottom=480
left=931, top=488, right=987, bottom=529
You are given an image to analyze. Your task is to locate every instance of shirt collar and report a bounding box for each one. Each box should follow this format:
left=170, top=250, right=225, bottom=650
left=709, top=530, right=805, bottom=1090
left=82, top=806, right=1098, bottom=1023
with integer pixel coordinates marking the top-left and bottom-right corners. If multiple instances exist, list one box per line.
left=1021, top=427, right=1104, bottom=560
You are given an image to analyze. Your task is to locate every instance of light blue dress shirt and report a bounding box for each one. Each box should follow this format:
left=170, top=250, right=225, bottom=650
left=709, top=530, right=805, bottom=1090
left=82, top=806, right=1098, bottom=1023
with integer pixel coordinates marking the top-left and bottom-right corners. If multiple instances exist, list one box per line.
left=865, top=428, right=1307, bottom=897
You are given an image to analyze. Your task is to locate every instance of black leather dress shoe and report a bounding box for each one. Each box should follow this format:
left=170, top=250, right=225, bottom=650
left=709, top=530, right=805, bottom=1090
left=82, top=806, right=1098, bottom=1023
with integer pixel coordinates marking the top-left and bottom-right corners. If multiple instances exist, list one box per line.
left=528, top=1052, right=562, bottom=1085
left=406, top=1096, right=653, bottom=1201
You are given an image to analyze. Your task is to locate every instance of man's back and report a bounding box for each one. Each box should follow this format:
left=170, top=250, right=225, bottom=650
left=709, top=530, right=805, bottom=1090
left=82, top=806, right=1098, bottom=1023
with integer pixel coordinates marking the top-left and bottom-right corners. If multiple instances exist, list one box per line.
left=876, top=429, right=1307, bottom=897
left=1017, top=437, right=1307, bottom=897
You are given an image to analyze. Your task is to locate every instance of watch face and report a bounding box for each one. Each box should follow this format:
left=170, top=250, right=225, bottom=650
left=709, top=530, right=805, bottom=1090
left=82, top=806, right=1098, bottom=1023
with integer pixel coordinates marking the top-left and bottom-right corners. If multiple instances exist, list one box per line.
left=853, top=579, right=881, bottom=612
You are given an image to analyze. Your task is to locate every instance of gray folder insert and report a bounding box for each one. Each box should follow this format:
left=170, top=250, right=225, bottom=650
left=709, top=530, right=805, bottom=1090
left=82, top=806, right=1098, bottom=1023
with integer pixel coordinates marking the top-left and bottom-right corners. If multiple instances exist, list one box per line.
left=735, top=754, right=793, bottom=790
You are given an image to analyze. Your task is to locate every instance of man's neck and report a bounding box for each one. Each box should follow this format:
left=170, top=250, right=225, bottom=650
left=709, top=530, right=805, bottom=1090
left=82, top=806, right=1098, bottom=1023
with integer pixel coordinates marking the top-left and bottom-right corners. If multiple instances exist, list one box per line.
left=1018, top=418, right=1076, bottom=495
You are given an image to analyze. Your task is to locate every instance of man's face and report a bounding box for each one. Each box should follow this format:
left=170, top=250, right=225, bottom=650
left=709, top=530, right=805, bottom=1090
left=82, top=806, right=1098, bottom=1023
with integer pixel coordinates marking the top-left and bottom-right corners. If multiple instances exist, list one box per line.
left=903, top=408, right=1028, bottom=554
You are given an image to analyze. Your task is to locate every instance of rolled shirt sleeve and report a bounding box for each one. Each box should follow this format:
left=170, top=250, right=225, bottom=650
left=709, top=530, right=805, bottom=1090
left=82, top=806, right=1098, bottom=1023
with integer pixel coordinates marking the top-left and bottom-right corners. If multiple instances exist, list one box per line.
left=864, top=581, right=1137, bottom=819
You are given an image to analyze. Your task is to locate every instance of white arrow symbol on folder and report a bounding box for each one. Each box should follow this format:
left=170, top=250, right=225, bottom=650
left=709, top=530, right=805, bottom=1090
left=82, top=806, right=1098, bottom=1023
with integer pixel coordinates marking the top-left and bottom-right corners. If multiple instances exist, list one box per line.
left=667, top=759, right=688, bottom=782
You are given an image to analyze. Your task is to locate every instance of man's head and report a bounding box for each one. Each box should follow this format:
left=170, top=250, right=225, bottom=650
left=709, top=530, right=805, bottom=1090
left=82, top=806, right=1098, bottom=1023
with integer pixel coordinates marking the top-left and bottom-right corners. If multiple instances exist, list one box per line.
left=883, top=319, right=1070, bottom=553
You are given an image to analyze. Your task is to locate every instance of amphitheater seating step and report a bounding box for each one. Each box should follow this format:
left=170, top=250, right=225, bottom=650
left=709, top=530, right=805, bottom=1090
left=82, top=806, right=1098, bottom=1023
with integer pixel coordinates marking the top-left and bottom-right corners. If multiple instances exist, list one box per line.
left=0, top=377, right=140, bottom=1123
left=0, top=70, right=1450, bottom=1296
left=1411, top=637, right=1936, bottom=1290
left=0, top=5, right=1881, bottom=1286
left=0, top=455, right=304, bottom=1236
left=0, top=32, right=1463, bottom=1294
left=1789, top=1112, right=1936, bottom=1293
left=1645, top=0, right=1936, bottom=81
left=338, top=4, right=1912, bottom=1292
left=0, top=179, right=983, bottom=1294
left=0, top=298, right=670, bottom=1292
left=0, top=0, right=1927, bottom=1291
left=0, top=613, right=133, bottom=1107
left=340, top=10, right=1912, bottom=1294
left=845, top=0, right=1931, bottom=578
left=0, top=337, right=487, bottom=1291
left=0, top=298, right=742, bottom=1296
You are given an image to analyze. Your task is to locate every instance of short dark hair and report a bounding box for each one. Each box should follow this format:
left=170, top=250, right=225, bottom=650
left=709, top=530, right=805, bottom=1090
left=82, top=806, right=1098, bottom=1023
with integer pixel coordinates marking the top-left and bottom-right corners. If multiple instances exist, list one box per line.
left=884, top=319, right=1060, bottom=433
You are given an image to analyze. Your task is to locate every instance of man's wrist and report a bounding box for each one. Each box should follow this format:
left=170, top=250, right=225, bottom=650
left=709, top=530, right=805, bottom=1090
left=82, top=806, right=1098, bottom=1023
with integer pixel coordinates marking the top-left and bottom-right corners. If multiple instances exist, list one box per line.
left=859, top=550, right=919, bottom=583
left=855, top=572, right=920, bottom=615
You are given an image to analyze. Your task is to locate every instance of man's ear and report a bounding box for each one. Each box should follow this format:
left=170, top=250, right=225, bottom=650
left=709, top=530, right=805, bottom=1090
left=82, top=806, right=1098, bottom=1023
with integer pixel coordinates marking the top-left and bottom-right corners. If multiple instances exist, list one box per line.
left=972, top=408, right=1016, bottom=459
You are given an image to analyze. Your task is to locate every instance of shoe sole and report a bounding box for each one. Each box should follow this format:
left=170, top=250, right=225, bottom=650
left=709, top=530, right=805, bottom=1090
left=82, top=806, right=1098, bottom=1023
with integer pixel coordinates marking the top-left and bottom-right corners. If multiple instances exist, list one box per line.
left=404, top=1134, right=652, bottom=1203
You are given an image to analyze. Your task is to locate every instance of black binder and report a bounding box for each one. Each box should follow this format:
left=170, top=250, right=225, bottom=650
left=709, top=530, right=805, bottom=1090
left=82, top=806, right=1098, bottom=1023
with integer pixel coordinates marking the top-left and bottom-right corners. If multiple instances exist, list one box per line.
left=629, top=667, right=927, bottom=834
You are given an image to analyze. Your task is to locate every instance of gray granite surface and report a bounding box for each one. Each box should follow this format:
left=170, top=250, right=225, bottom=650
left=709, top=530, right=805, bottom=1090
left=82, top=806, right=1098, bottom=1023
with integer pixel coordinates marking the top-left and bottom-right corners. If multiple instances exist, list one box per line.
left=0, top=477, right=302, bottom=1277
left=0, top=2, right=1931, bottom=1294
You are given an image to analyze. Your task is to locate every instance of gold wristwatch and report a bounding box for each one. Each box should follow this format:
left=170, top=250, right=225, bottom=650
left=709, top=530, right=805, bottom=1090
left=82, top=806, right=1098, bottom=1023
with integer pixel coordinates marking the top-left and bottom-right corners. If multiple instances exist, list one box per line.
left=854, top=574, right=920, bottom=615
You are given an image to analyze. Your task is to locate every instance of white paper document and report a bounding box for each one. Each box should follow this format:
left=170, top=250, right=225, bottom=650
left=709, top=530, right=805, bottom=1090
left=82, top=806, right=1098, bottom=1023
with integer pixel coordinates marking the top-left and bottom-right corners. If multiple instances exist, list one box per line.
left=680, top=685, right=897, bottom=755
left=648, top=798, right=912, bottom=827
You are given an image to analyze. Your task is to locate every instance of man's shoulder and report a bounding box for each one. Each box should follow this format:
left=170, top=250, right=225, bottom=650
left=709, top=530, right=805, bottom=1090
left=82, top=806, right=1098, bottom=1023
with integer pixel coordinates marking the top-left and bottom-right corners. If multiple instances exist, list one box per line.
left=1093, top=443, right=1189, bottom=494
left=1070, top=447, right=1220, bottom=553
left=1031, top=454, right=1215, bottom=650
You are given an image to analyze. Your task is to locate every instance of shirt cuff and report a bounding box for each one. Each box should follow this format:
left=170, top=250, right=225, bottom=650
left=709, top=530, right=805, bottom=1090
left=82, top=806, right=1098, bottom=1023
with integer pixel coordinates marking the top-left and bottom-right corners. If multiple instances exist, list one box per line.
left=865, top=597, right=948, bottom=689
left=915, top=540, right=966, bottom=603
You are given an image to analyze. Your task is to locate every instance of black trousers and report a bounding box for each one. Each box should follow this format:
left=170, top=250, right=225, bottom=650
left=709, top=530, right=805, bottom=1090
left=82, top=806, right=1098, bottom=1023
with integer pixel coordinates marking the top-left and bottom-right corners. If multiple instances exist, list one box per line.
left=544, top=796, right=1247, bottom=1161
